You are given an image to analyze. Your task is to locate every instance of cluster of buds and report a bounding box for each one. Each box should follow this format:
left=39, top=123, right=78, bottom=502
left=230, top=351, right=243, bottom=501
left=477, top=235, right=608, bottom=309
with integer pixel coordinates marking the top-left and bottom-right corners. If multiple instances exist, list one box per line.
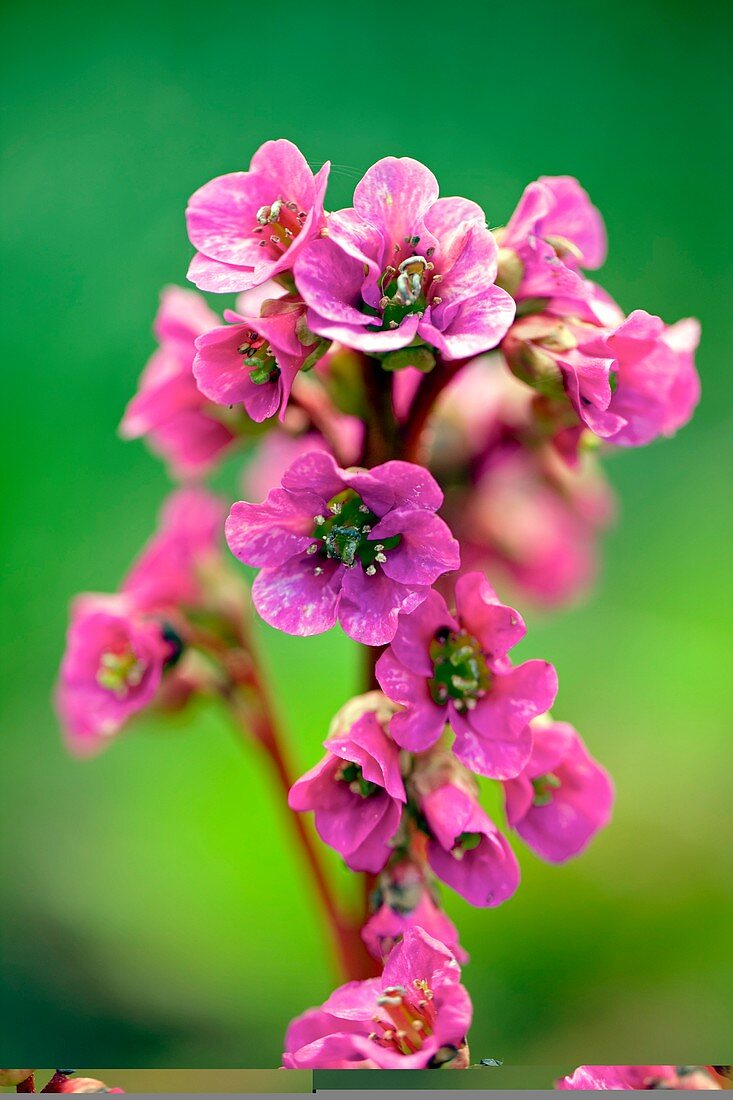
left=54, top=139, right=702, bottom=1069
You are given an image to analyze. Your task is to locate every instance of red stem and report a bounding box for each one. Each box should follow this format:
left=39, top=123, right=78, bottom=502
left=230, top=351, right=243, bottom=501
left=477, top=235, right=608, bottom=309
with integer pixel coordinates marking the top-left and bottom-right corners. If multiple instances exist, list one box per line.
left=398, top=357, right=469, bottom=463
left=16, top=1077, right=35, bottom=1094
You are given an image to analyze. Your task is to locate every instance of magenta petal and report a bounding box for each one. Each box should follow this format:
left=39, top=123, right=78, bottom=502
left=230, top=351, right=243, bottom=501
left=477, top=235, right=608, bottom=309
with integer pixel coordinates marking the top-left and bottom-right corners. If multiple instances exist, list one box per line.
left=421, top=286, right=515, bottom=360
left=186, top=170, right=268, bottom=267
left=368, top=460, right=444, bottom=512
left=454, top=572, right=526, bottom=657
left=338, top=568, right=423, bottom=646
left=325, top=712, right=406, bottom=802
left=252, top=555, right=343, bottom=636
left=186, top=251, right=258, bottom=293
left=375, top=510, right=460, bottom=586
left=388, top=589, right=456, bottom=677
left=295, top=238, right=373, bottom=325
left=280, top=449, right=345, bottom=501
left=451, top=707, right=534, bottom=780
left=353, top=157, right=439, bottom=244
left=225, top=490, right=318, bottom=567
left=537, top=175, right=607, bottom=269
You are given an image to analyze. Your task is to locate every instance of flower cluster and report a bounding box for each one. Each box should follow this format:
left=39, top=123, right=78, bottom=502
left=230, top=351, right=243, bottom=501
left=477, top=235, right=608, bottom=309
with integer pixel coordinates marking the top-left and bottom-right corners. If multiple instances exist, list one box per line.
left=56, top=138, right=701, bottom=1070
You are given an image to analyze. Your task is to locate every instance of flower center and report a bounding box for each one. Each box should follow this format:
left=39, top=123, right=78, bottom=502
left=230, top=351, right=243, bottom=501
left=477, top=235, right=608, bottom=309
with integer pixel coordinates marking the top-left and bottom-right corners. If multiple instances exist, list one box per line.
left=451, top=831, right=482, bottom=860
left=369, top=980, right=436, bottom=1056
left=96, top=649, right=147, bottom=698
left=373, top=238, right=443, bottom=331
left=531, top=773, right=561, bottom=807
left=428, top=628, right=491, bottom=712
left=237, top=331, right=280, bottom=386
left=309, top=489, right=400, bottom=575
left=336, top=760, right=379, bottom=798
left=252, top=198, right=306, bottom=254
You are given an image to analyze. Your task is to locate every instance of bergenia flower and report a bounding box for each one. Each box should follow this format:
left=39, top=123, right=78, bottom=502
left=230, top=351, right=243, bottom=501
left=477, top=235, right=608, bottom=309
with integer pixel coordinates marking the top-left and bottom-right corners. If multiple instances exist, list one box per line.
left=122, top=487, right=226, bottom=613
left=288, top=693, right=405, bottom=874
left=557, top=1066, right=720, bottom=1090
left=294, top=156, right=515, bottom=359
left=583, top=309, right=701, bottom=446
left=419, top=778, right=520, bottom=907
left=193, top=295, right=327, bottom=423
left=56, top=594, right=172, bottom=756
left=376, top=571, right=557, bottom=777
left=497, top=175, right=613, bottom=323
left=283, top=927, right=472, bottom=1069
left=120, top=287, right=237, bottom=478
left=186, top=139, right=330, bottom=293
left=362, top=859, right=468, bottom=964
left=225, top=451, right=460, bottom=645
left=503, top=719, right=614, bottom=863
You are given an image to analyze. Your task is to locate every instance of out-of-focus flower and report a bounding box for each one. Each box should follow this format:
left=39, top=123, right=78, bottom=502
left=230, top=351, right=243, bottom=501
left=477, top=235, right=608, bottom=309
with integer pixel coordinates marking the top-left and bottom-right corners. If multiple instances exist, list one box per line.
left=289, top=693, right=405, bottom=873
left=362, top=859, right=468, bottom=964
left=503, top=718, right=614, bottom=862
left=194, top=296, right=327, bottom=423
left=557, top=1066, right=721, bottom=1090
left=56, top=595, right=172, bottom=755
left=376, top=572, right=557, bottom=777
left=283, top=927, right=472, bottom=1069
left=226, top=451, right=459, bottom=645
left=295, top=156, right=515, bottom=359
left=186, top=139, right=330, bottom=293
left=120, top=287, right=238, bottom=478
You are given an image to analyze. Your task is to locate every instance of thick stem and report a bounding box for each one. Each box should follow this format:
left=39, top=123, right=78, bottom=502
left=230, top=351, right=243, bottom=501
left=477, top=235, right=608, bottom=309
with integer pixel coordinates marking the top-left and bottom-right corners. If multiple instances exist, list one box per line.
left=398, top=357, right=469, bottom=463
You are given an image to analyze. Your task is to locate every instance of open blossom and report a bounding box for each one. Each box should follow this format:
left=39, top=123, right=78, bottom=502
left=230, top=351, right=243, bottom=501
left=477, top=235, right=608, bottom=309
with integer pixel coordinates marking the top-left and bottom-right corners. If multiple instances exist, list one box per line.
left=289, top=693, right=405, bottom=873
left=362, top=859, right=468, bottom=964
left=497, top=175, right=614, bottom=324
left=120, top=287, right=237, bottom=478
left=557, top=1066, right=721, bottom=1090
left=417, top=773, right=520, bottom=907
left=294, top=156, right=515, bottom=359
left=225, top=450, right=460, bottom=645
left=56, top=594, right=172, bottom=755
left=193, top=295, right=326, bottom=423
left=503, top=719, right=614, bottom=863
left=376, top=571, right=557, bottom=778
left=186, top=139, right=330, bottom=293
left=283, top=927, right=472, bottom=1069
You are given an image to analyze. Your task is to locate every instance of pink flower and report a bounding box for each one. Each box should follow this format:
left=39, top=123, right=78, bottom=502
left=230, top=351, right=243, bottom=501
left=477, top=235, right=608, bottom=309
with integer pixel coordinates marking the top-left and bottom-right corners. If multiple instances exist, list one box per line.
left=419, top=781, right=520, bottom=907
left=557, top=1066, right=719, bottom=1090
left=503, top=720, right=614, bottom=863
left=122, top=487, right=226, bottom=613
left=376, top=572, right=557, bottom=777
left=294, top=156, right=515, bottom=359
left=583, top=310, right=701, bottom=446
left=225, top=450, right=460, bottom=645
left=362, top=860, right=468, bottom=964
left=283, top=927, right=472, bottom=1069
left=499, top=176, right=612, bottom=323
left=56, top=595, right=171, bottom=756
left=186, top=139, right=330, bottom=293
left=288, top=694, right=406, bottom=874
left=120, top=287, right=237, bottom=478
left=193, top=296, right=326, bottom=423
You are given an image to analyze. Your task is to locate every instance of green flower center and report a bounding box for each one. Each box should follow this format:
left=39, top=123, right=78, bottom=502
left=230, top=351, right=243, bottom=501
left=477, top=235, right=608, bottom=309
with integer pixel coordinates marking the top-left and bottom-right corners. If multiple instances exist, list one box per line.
left=337, top=760, right=379, bottom=798
left=309, top=489, right=400, bottom=574
left=428, top=627, right=492, bottom=712
left=452, top=831, right=482, bottom=860
left=531, top=773, right=561, bottom=807
left=237, top=332, right=280, bottom=386
left=96, top=649, right=147, bottom=697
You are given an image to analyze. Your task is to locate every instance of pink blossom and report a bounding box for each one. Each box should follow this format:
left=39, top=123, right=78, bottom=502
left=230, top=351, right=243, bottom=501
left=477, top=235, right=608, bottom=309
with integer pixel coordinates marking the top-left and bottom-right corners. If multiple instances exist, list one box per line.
left=557, top=1066, right=720, bottom=1090
left=225, top=450, right=459, bottom=645
left=362, top=860, right=468, bottom=964
left=193, top=295, right=326, bottom=423
left=288, top=697, right=406, bottom=874
left=419, top=781, right=520, bottom=907
left=56, top=594, right=171, bottom=756
left=283, top=927, right=472, bottom=1069
left=294, top=156, right=515, bottom=359
left=583, top=310, right=701, bottom=446
left=503, top=720, right=614, bottom=862
left=122, top=487, right=226, bottom=613
left=186, top=139, right=330, bottom=293
left=499, top=176, right=613, bottom=324
left=376, top=572, right=557, bottom=777
left=120, top=287, right=237, bottom=478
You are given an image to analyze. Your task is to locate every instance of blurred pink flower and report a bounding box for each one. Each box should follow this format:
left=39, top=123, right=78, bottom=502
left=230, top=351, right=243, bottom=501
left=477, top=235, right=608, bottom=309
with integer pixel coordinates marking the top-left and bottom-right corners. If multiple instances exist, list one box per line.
left=557, top=1066, right=720, bottom=1090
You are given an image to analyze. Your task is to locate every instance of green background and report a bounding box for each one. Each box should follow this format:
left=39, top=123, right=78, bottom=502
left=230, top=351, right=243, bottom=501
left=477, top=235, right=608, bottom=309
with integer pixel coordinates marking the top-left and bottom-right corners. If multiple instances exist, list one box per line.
left=2, top=0, right=731, bottom=1073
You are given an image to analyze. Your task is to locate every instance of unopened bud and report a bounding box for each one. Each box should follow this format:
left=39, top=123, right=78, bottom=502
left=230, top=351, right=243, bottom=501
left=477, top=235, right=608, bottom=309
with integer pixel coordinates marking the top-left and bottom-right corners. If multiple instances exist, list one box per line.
left=380, top=346, right=436, bottom=373
left=495, top=247, right=524, bottom=297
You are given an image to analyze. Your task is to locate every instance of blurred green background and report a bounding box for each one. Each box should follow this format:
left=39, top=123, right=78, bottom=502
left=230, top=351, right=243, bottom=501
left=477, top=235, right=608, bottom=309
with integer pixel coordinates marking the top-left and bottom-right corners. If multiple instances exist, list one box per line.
left=2, top=0, right=732, bottom=1073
